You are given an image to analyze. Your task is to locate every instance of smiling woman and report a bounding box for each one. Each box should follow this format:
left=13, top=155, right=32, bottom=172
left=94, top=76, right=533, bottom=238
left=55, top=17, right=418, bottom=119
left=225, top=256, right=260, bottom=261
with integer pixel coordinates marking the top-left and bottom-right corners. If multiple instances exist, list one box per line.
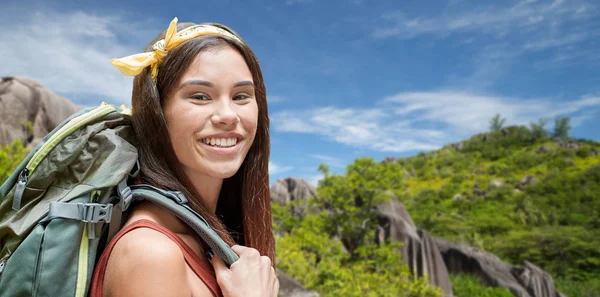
left=89, top=18, right=277, bottom=297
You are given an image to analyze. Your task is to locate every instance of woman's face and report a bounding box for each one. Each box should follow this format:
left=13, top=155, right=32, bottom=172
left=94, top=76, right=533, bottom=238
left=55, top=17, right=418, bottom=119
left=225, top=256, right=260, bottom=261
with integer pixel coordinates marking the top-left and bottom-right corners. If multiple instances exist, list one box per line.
left=164, top=45, right=258, bottom=180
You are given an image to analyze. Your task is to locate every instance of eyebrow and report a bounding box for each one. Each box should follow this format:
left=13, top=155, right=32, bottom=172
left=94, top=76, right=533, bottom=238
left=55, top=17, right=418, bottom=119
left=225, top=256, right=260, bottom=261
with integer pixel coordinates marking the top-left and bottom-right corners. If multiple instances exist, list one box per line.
left=233, top=81, right=255, bottom=88
left=179, top=80, right=255, bottom=90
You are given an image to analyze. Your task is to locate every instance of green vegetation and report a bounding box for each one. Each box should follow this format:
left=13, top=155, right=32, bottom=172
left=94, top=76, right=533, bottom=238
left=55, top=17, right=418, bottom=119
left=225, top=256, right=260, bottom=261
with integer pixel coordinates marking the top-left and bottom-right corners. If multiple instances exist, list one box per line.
left=450, top=274, right=513, bottom=297
left=274, top=116, right=599, bottom=296
left=553, top=117, right=572, bottom=139
left=273, top=160, right=442, bottom=296
left=0, top=140, right=28, bottom=183
left=274, top=200, right=442, bottom=297
left=489, top=114, right=506, bottom=132
left=556, top=277, right=600, bottom=297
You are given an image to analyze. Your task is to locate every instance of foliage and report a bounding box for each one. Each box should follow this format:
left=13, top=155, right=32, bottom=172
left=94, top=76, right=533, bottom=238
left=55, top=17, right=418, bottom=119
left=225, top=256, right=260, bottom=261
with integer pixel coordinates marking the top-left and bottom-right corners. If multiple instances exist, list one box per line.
left=529, top=117, right=550, bottom=141
left=556, top=275, right=600, bottom=297
left=489, top=114, right=506, bottom=132
left=450, top=273, right=513, bottom=297
left=314, top=158, right=402, bottom=254
left=0, top=139, right=29, bottom=184
left=553, top=117, right=572, bottom=139
left=275, top=197, right=441, bottom=297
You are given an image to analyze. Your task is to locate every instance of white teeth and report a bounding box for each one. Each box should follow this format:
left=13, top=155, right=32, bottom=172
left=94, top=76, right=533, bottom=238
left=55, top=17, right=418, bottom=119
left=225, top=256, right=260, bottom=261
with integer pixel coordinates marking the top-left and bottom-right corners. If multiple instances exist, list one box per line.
left=202, top=137, right=238, bottom=147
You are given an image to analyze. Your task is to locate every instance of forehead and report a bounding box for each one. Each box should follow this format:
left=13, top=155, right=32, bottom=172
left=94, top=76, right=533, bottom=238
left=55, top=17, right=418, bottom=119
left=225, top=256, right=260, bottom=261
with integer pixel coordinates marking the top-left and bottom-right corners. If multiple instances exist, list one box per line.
left=182, top=46, right=253, bottom=81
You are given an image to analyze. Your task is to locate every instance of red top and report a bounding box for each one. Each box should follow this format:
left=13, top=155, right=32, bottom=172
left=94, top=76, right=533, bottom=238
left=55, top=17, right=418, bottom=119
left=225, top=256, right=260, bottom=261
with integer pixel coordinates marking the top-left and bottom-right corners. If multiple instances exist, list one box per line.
left=89, top=219, right=222, bottom=297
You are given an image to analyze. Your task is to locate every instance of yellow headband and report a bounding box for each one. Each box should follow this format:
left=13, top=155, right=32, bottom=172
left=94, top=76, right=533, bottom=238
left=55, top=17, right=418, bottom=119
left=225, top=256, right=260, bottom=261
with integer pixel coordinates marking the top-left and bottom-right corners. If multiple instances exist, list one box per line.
left=111, top=17, right=242, bottom=82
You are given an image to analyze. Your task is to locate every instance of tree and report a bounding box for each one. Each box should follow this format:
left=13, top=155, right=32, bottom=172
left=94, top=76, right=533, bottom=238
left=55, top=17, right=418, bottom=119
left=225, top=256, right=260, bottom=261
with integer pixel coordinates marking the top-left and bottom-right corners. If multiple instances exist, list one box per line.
left=489, top=114, right=506, bottom=132
left=315, top=158, right=400, bottom=255
left=553, top=117, right=572, bottom=139
left=530, top=117, right=550, bottom=140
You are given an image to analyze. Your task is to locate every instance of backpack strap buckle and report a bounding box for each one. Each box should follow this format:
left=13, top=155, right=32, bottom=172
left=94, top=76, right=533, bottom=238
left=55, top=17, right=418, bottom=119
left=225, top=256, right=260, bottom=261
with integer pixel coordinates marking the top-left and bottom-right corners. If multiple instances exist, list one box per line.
left=78, top=203, right=113, bottom=223
left=49, top=202, right=113, bottom=239
left=49, top=202, right=113, bottom=223
left=117, top=179, right=133, bottom=211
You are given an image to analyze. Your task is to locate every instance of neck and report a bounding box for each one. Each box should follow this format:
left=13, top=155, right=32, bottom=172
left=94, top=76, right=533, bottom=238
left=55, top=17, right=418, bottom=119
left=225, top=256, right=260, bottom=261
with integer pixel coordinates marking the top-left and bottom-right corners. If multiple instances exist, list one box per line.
left=185, top=171, right=223, bottom=214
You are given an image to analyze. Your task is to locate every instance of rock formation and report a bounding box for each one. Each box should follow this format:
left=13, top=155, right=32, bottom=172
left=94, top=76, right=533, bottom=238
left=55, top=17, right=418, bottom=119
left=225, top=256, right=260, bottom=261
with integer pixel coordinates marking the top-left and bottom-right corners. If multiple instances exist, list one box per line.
left=374, top=195, right=453, bottom=296
left=0, top=76, right=81, bottom=147
left=270, top=177, right=316, bottom=219
left=277, top=271, right=320, bottom=297
left=433, top=236, right=566, bottom=297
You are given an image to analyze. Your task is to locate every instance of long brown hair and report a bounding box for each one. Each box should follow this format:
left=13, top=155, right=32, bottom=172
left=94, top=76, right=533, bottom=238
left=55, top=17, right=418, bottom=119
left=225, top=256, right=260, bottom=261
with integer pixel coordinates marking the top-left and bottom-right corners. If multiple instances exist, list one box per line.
left=130, top=21, right=274, bottom=263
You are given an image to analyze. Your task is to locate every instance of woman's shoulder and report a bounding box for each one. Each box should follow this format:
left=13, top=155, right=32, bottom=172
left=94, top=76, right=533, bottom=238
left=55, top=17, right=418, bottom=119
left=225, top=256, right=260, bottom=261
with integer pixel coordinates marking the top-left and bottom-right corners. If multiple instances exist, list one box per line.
left=103, top=222, right=192, bottom=297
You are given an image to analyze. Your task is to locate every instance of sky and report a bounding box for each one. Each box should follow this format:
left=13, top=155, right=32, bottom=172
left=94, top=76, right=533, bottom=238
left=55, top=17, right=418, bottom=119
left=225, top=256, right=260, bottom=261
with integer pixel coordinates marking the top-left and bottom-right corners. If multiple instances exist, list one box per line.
left=1, top=0, right=599, bottom=185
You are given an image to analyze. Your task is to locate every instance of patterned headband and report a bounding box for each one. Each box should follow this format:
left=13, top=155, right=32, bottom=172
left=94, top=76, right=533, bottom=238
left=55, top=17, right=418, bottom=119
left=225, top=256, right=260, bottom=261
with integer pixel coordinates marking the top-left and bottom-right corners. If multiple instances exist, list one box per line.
left=111, top=17, right=242, bottom=83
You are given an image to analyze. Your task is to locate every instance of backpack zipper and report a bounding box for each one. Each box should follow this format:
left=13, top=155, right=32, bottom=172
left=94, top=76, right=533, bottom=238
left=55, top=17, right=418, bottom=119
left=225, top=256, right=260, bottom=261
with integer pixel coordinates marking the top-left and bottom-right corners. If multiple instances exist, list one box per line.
left=11, top=103, right=116, bottom=211
left=12, top=168, right=30, bottom=210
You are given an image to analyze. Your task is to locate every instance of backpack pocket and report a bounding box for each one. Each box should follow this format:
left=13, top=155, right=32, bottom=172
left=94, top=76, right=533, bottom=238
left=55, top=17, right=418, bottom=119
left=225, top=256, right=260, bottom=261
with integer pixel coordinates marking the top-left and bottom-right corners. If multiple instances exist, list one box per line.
left=0, top=217, right=92, bottom=297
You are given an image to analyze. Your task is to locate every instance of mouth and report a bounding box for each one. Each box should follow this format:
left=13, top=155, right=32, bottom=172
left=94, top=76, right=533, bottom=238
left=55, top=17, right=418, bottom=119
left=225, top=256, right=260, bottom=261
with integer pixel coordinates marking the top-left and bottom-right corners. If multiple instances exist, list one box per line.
left=199, top=135, right=243, bottom=155
left=200, top=137, right=239, bottom=148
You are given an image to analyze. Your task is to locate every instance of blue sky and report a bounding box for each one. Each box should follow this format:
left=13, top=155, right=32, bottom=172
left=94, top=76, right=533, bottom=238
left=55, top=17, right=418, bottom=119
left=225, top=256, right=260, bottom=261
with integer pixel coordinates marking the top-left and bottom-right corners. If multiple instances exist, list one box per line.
left=1, top=0, right=599, bottom=185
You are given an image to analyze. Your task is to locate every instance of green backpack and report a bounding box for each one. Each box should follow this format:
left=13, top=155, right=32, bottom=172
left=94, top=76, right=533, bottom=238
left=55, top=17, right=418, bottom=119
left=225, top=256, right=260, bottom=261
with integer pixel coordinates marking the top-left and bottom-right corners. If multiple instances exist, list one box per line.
left=0, top=102, right=238, bottom=297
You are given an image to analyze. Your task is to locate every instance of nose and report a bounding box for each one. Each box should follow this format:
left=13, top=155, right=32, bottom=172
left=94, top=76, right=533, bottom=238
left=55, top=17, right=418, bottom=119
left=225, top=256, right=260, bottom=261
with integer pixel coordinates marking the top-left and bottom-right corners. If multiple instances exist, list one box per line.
left=211, top=98, right=239, bottom=127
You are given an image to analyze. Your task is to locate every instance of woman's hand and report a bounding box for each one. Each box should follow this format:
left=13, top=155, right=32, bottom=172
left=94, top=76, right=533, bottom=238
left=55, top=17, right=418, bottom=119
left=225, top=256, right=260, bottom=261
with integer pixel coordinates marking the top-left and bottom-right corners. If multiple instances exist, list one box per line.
left=210, top=245, right=279, bottom=297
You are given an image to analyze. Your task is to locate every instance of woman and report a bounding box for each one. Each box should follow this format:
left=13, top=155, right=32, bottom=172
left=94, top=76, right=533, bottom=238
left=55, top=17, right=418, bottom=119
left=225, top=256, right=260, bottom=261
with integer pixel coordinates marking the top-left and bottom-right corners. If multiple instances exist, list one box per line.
left=89, top=18, right=278, bottom=297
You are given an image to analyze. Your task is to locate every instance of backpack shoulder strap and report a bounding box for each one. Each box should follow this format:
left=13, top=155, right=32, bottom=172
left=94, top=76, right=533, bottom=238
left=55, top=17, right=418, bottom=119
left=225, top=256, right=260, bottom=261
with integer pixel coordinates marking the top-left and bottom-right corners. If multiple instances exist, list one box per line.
left=128, top=184, right=240, bottom=267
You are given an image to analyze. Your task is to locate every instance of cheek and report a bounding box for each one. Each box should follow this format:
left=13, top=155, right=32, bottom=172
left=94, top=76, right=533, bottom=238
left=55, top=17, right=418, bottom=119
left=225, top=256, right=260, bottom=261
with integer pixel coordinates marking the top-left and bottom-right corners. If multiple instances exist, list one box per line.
left=164, top=103, right=203, bottom=155
left=243, top=103, right=259, bottom=137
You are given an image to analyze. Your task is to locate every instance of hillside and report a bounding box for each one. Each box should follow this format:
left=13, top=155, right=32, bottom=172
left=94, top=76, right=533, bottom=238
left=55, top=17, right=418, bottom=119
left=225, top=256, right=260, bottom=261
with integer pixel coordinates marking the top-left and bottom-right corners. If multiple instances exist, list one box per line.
left=275, top=124, right=599, bottom=297
left=391, top=126, right=600, bottom=282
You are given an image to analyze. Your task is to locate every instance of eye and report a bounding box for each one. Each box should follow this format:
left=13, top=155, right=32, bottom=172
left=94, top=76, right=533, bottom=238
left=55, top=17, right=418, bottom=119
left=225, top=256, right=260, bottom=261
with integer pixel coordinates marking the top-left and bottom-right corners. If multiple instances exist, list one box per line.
left=233, top=94, right=251, bottom=101
left=190, top=94, right=210, bottom=101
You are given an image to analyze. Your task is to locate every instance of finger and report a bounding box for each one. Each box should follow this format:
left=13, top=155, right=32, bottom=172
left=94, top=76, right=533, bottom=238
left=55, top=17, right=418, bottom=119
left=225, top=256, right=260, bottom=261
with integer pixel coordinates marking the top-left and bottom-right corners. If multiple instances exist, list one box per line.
left=230, top=245, right=246, bottom=254
left=232, top=245, right=261, bottom=258
left=231, top=244, right=255, bottom=255
left=272, top=278, right=280, bottom=297
left=260, top=256, right=272, bottom=267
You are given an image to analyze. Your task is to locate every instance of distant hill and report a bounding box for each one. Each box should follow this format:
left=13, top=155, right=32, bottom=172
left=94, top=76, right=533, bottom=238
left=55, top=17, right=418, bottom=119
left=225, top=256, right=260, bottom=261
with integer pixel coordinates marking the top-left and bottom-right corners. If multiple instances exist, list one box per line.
left=273, top=125, right=600, bottom=297
left=385, top=125, right=600, bottom=282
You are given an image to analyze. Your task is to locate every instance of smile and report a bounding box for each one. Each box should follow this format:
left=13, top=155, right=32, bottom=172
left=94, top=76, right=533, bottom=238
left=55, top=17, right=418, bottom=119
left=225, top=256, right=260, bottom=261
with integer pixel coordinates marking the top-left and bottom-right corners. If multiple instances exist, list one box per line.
left=201, top=137, right=238, bottom=147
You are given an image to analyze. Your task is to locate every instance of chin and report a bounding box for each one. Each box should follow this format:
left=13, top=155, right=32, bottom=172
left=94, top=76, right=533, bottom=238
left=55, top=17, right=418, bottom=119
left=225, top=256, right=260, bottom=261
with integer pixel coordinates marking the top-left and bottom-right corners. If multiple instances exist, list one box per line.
left=209, top=165, right=243, bottom=179
left=212, top=171, right=239, bottom=179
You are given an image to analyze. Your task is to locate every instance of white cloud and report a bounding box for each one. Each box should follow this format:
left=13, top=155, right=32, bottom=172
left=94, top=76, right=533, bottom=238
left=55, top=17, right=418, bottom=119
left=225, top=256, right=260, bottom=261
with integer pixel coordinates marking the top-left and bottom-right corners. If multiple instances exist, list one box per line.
left=523, top=32, right=588, bottom=50
left=271, top=91, right=600, bottom=153
left=307, top=173, right=324, bottom=187
left=311, top=154, right=346, bottom=168
left=271, top=106, right=447, bottom=153
left=385, top=91, right=600, bottom=130
left=0, top=10, right=156, bottom=105
left=371, top=1, right=599, bottom=86
left=374, top=0, right=595, bottom=41
left=269, top=161, right=294, bottom=175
